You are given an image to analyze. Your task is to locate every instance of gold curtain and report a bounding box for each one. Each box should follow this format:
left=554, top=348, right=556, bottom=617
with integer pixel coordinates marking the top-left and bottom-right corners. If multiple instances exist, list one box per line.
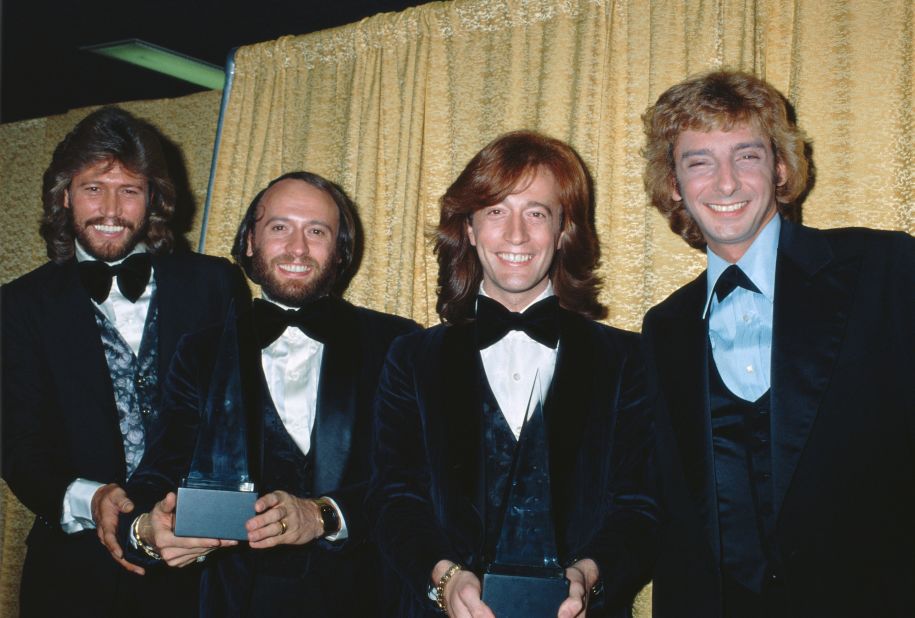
left=0, top=90, right=223, bottom=617
left=206, top=0, right=913, bottom=332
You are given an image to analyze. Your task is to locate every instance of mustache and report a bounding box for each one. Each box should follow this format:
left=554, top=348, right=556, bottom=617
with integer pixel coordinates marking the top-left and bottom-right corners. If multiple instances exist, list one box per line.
left=270, top=254, right=319, bottom=267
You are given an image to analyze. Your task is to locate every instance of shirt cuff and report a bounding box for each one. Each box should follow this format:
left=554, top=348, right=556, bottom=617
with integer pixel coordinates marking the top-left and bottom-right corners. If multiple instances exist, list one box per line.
left=322, top=496, right=348, bottom=542
left=61, top=479, right=104, bottom=533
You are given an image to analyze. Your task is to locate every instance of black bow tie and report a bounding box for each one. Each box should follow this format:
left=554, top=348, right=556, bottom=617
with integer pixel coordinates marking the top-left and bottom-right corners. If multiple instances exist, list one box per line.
left=475, top=295, right=560, bottom=350
left=78, top=253, right=152, bottom=304
left=252, top=297, right=336, bottom=348
left=713, top=264, right=761, bottom=302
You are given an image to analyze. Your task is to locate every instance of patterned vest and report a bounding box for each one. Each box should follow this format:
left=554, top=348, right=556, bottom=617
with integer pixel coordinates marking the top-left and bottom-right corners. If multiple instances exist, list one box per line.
left=94, top=298, right=160, bottom=479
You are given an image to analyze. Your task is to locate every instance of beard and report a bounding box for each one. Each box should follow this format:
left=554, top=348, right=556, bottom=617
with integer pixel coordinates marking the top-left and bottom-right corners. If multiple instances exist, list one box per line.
left=251, top=249, right=338, bottom=307
left=73, top=214, right=148, bottom=262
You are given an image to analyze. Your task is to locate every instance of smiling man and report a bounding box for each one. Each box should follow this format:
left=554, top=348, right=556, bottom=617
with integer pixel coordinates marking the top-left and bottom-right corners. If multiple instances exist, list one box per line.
left=368, top=131, right=657, bottom=617
left=109, top=172, right=419, bottom=617
left=0, top=107, right=249, bottom=617
left=641, top=71, right=915, bottom=617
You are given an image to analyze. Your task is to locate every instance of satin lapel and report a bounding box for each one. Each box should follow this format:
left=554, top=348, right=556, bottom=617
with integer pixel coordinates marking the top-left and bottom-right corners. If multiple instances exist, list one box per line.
left=45, top=260, right=122, bottom=452
left=544, top=311, right=592, bottom=526
left=439, top=323, right=485, bottom=517
left=771, top=222, right=859, bottom=514
left=150, top=255, right=179, bottom=381
left=312, top=305, right=358, bottom=495
left=236, top=310, right=268, bottom=488
left=651, top=277, right=720, bottom=558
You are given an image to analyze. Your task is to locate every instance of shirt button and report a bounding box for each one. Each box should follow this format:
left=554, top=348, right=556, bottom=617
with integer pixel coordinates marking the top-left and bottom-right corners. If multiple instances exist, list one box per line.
left=512, top=373, right=521, bottom=382
left=288, top=371, right=300, bottom=380
left=141, top=407, right=151, bottom=416
left=742, top=314, right=751, bottom=323
left=746, top=364, right=754, bottom=373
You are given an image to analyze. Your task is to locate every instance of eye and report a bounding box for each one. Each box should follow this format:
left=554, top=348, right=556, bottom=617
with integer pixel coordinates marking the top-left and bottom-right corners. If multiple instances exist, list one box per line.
left=486, top=207, right=503, bottom=216
left=687, top=160, right=707, bottom=168
left=270, top=223, right=287, bottom=232
left=308, top=227, right=326, bottom=236
left=739, top=153, right=761, bottom=160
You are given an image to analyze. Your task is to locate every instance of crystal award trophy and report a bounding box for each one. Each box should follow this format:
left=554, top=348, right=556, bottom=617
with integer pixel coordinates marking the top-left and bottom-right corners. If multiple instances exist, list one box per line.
left=175, top=305, right=257, bottom=540
left=482, top=375, right=569, bottom=616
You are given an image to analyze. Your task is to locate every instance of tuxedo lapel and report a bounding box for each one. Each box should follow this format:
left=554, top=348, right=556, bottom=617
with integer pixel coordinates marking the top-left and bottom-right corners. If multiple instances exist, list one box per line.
left=312, top=302, right=358, bottom=495
left=438, top=323, right=486, bottom=518
left=236, top=310, right=268, bottom=488
left=651, top=276, right=720, bottom=559
left=545, top=311, right=593, bottom=521
left=151, top=255, right=179, bottom=380
left=770, top=222, right=860, bottom=514
left=45, top=260, right=123, bottom=457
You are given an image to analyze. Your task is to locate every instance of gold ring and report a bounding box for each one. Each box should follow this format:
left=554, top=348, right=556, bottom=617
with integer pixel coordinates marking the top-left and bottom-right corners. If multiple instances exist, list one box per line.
left=279, top=519, right=288, bottom=535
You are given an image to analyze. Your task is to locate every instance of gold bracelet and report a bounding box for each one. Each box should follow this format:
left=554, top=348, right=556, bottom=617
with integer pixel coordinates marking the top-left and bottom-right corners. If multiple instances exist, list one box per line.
left=132, top=513, right=161, bottom=561
left=435, top=563, right=462, bottom=614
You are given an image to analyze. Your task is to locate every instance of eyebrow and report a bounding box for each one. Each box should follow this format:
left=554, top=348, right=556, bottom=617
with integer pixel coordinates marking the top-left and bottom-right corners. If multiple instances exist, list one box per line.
left=680, top=140, right=766, bottom=160
left=264, top=216, right=333, bottom=230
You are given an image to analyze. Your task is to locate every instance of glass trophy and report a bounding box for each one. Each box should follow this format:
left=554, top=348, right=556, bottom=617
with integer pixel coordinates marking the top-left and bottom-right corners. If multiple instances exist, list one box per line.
left=482, top=374, right=569, bottom=616
left=175, top=304, right=257, bottom=540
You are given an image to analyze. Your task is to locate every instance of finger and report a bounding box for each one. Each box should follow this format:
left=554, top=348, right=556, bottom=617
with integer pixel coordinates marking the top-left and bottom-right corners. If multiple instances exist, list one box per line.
left=457, top=585, right=493, bottom=618
left=254, top=491, right=283, bottom=513
left=245, top=505, right=285, bottom=533
left=99, top=524, right=124, bottom=558
left=557, top=597, right=584, bottom=618
left=155, top=492, right=178, bottom=515
left=247, top=519, right=286, bottom=547
left=113, top=554, right=146, bottom=576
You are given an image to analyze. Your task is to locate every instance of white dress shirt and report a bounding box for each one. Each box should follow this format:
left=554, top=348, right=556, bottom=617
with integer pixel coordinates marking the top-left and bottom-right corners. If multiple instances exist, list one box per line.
left=259, top=295, right=347, bottom=540
left=478, top=283, right=557, bottom=439
left=62, top=242, right=154, bottom=533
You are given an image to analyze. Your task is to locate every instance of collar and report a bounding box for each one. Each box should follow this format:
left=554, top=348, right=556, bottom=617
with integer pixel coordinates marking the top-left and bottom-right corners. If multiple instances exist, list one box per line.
left=74, top=240, right=148, bottom=266
left=703, top=215, right=779, bottom=318
left=477, top=280, right=555, bottom=313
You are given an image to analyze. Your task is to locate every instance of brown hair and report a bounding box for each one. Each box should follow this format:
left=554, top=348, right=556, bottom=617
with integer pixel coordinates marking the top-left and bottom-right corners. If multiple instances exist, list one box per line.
left=230, top=171, right=358, bottom=296
left=642, top=70, right=810, bottom=249
left=435, top=130, right=606, bottom=324
left=41, top=106, right=175, bottom=262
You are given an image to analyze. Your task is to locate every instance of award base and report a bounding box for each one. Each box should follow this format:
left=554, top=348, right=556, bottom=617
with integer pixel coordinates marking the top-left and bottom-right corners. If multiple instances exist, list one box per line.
left=175, top=486, right=257, bottom=541
left=482, top=567, right=569, bottom=617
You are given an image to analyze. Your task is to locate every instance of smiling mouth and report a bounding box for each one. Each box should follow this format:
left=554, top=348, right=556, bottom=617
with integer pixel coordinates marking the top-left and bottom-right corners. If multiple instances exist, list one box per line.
left=92, top=224, right=126, bottom=234
left=706, top=201, right=748, bottom=213
left=278, top=263, right=312, bottom=274
left=496, top=252, right=533, bottom=263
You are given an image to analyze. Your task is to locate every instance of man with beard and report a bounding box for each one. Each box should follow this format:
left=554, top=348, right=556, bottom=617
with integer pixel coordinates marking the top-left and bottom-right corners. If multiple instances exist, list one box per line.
left=107, top=171, right=420, bottom=617
left=1, top=106, right=249, bottom=617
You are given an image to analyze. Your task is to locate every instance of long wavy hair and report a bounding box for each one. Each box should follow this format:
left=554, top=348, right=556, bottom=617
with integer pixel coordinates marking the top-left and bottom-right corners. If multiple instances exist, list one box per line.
left=41, top=106, right=175, bottom=263
left=230, top=171, right=358, bottom=296
left=435, top=130, right=606, bottom=324
left=642, top=70, right=810, bottom=249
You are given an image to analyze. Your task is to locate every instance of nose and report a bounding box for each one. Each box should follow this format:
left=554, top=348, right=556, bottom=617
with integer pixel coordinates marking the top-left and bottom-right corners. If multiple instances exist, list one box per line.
left=286, top=231, right=309, bottom=257
left=504, top=211, right=529, bottom=244
left=715, top=159, right=740, bottom=196
left=101, top=191, right=121, bottom=218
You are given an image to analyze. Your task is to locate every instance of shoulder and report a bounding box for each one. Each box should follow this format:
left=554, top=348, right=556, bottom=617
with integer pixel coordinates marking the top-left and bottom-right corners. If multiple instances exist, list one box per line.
left=787, top=222, right=913, bottom=259
left=3, top=260, right=64, bottom=295
left=347, top=302, right=422, bottom=338
left=562, top=309, right=641, bottom=356
left=643, top=271, right=707, bottom=324
left=384, top=322, right=448, bottom=360
left=155, top=251, right=239, bottom=278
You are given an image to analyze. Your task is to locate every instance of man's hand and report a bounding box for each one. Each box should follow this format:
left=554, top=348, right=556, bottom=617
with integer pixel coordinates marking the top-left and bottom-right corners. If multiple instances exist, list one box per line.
left=557, top=558, right=599, bottom=618
left=431, top=560, right=495, bottom=618
left=142, top=492, right=236, bottom=568
left=246, top=490, right=324, bottom=548
left=92, top=483, right=145, bottom=575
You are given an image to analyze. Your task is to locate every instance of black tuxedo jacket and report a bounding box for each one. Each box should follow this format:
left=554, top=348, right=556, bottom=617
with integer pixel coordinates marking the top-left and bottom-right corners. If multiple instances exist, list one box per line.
left=642, top=221, right=915, bottom=617
left=122, top=298, right=419, bottom=617
left=1, top=252, right=249, bottom=617
left=368, top=308, right=658, bottom=617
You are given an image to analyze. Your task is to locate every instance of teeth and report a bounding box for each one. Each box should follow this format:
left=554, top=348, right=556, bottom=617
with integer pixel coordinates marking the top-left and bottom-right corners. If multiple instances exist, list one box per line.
left=278, top=264, right=310, bottom=273
left=497, top=253, right=533, bottom=263
left=93, top=224, right=125, bottom=233
left=707, top=201, right=748, bottom=213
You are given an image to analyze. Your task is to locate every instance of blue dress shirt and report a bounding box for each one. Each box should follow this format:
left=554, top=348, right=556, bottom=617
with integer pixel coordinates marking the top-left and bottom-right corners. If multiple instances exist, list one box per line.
left=703, top=216, right=780, bottom=401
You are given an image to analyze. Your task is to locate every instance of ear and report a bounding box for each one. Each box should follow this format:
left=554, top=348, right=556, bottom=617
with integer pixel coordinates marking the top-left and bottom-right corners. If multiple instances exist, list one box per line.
left=63, top=188, right=71, bottom=209
left=466, top=217, right=477, bottom=247
left=670, top=175, right=683, bottom=202
left=245, top=231, right=255, bottom=258
left=775, top=160, right=788, bottom=187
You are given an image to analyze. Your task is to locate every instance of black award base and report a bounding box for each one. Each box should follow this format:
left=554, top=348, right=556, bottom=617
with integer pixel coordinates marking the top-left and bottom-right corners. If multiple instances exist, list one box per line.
left=175, top=486, right=257, bottom=541
left=482, top=566, right=569, bottom=617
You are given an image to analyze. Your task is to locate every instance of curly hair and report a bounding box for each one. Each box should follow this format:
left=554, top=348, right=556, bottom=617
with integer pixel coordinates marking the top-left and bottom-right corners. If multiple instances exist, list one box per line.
left=230, top=171, right=358, bottom=296
left=435, top=130, right=606, bottom=324
left=40, top=106, right=175, bottom=263
left=642, top=70, right=810, bottom=249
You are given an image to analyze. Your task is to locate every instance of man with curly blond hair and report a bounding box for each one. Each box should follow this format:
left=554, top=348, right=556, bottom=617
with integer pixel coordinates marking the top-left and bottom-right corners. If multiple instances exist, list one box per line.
left=641, top=70, right=914, bottom=617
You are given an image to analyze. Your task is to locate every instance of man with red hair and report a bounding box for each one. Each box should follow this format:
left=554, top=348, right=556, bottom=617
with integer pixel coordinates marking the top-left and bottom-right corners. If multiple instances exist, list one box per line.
left=369, top=130, right=657, bottom=617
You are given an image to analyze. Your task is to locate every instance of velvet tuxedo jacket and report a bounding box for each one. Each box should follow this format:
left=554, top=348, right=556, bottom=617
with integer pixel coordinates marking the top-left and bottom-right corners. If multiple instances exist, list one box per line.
left=642, top=220, right=915, bottom=617
left=123, top=298, right=419, bottom=617
left=368, top=308, right=658, bottom=617
left=1, top=251, right=249, bottom=617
